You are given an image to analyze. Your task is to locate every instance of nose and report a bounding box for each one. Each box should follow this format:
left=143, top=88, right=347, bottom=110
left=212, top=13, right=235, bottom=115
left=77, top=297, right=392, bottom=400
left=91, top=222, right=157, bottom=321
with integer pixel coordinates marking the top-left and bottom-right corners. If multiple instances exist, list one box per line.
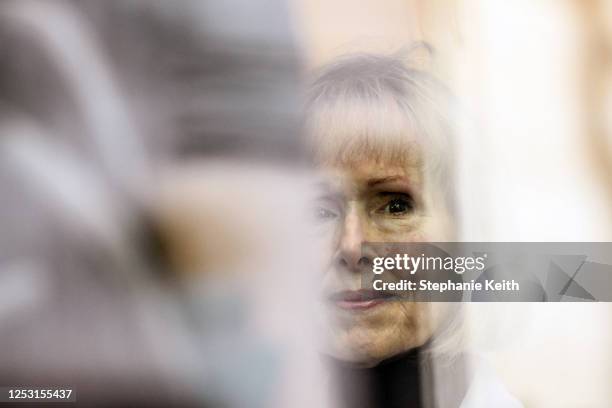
left=336, top=206, right=369, bottom=271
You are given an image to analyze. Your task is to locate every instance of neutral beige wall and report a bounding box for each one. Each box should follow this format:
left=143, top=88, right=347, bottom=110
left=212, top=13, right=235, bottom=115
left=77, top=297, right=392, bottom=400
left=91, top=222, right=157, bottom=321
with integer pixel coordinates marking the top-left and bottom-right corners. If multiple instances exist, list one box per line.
left=290, top=0, right=424, bottom=67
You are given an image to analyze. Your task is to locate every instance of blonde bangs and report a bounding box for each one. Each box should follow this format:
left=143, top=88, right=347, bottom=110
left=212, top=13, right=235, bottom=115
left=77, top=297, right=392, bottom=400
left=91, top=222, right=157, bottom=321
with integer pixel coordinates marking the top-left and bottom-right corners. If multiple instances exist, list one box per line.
left=306, top=93, right=423, bottom=168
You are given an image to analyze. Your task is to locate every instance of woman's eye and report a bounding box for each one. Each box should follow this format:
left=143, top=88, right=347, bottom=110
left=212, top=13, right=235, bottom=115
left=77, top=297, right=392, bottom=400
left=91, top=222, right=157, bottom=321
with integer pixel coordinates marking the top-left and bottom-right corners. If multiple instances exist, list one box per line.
left=314, top=207, right=338, bottom=221
left=379, top=197, right=413, bottom=215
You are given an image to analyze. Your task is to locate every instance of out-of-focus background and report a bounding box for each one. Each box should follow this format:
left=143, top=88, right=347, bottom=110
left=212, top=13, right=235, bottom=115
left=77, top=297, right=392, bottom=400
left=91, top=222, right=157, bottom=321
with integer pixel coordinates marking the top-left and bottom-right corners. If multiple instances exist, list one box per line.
left=0, top=0, right=328, bottom=406
left=291, top=0, right=612, bottom=406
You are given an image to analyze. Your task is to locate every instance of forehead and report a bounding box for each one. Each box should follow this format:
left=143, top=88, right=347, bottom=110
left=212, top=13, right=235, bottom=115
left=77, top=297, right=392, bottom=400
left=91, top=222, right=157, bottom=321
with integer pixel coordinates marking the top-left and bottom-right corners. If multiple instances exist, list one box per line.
left=324, top=154, right=419, bottom=179
left=317, top=152, right=424, bottom=196
left=312, top=120, right=425, bottom=194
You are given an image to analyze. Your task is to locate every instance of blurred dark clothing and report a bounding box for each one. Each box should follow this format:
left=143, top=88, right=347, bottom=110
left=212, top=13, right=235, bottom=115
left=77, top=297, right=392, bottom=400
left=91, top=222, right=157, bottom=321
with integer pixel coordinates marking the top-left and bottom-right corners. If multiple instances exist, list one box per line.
left=331, top=348, right=468, bottom=408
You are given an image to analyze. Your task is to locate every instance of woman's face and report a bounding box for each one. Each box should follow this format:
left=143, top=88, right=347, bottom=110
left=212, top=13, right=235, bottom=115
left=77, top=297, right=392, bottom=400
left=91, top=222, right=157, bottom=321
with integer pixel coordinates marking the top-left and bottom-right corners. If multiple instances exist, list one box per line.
left=314, top=144, right=454, bottom=366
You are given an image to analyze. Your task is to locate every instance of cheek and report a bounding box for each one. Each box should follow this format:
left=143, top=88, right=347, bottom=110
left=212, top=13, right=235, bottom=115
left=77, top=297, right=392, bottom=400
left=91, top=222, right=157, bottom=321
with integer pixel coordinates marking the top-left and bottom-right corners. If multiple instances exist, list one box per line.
left=310, top=221, right=340, bottom=260
left=366, top=216, right=430, bottom=242
left=368, top=208, right=454, bottom=242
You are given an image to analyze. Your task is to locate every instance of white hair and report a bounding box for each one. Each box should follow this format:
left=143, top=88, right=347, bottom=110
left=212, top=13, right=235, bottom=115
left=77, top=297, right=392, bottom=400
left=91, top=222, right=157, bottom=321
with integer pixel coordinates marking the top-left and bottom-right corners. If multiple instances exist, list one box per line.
left=305, top=50, right=458, bottom=216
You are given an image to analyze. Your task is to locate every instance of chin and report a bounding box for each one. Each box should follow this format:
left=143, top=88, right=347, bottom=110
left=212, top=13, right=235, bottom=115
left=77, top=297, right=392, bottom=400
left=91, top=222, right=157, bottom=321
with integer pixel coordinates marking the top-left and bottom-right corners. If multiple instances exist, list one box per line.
left=324, top=301, right=434, bottom=366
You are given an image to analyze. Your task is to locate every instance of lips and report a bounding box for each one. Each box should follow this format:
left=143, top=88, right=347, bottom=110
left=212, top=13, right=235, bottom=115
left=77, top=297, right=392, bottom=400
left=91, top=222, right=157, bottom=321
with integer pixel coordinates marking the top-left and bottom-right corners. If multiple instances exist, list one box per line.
left=328, top=289, right=396, bottom=310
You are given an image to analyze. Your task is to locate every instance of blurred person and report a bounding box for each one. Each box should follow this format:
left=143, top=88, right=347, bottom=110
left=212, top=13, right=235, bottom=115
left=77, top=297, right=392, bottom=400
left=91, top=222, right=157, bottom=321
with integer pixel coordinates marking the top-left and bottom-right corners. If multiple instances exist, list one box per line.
left=306, top=51, right=522, bottom=408
left=0, top=0, right=328, bottom=407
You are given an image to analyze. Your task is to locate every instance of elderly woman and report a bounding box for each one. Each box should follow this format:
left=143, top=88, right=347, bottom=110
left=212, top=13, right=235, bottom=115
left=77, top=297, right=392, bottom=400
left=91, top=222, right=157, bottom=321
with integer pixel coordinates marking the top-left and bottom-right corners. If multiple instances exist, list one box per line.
left=306, top=52, right=521, bottom=408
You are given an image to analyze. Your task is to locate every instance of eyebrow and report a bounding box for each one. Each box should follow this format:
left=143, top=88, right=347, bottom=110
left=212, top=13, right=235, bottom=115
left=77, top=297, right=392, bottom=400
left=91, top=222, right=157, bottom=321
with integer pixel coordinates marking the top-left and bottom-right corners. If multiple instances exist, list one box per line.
left=313, top=181, right=344, bottom=201
left=366, top=176, right=406, bottom=187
